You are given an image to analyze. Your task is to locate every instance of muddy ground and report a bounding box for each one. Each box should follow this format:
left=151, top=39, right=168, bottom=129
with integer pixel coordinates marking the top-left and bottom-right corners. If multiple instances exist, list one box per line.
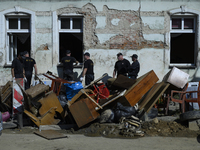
left=3, top=118, right=200, bottom=139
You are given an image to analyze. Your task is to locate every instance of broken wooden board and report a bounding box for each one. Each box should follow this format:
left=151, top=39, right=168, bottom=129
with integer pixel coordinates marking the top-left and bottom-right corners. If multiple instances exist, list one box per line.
left=38, top=92, right=63, bottom=116
left=141, top=82, right=170, bottom=113
left=34, top=130, right=68, bottom=140
left=123, top=70, right=159, bottom=107
left=24, top=92, right=63, bottom=127
left=138, top=82, right=164, bottom=110
left=68, top=89, right=94, bottom=106
left=39, top=124, right=76, bottom=131
left=25, top=84, right=49, bottom=99
left=69, top=96, right=100, bottom=128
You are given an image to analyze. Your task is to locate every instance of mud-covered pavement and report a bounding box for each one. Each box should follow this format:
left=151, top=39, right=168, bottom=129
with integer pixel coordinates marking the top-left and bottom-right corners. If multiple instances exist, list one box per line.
left=0, top=133, right=200, bottom=150
left=3, top=118, right=200, bottom=139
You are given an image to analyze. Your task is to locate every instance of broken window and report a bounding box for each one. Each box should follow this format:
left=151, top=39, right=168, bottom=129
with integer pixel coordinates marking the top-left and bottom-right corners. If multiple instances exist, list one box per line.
left=59, top=16, right=83, bottom=63
left=170, top=17, right=196, bottom=65
left=6, top=16, right=31, bottom=64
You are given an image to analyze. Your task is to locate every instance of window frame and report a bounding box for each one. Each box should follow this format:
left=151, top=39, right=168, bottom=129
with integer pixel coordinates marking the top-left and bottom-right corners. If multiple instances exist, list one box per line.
left=169, top=16, right=197, bottom=67
left=58, top=16, right=83, bottom=33
left=6, top=16, right=30, bottom=65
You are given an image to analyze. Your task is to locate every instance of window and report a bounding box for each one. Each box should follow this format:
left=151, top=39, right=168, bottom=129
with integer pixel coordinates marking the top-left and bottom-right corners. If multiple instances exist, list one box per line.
left=170, top=16, right=196, bottom=65
left=6, top=16, right=31, bottom=64
left=59, top=16, right=83, bottom=62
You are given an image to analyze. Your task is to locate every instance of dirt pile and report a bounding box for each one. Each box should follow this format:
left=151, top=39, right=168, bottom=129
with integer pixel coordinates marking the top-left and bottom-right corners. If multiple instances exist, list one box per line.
left=142, top=119, right=200, bottom=137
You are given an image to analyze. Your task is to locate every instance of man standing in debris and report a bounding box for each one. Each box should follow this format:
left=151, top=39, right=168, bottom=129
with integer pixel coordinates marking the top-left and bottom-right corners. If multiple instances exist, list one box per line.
left=23, top=51, right=37, bottom=90
left=11, top=52, right=26, bottom=80
left=61, top=50, right=79, bottom=81
left=113, top=53, right=130, bottom=78
left=80, top=52, right=94, bottom=85
left=128, top=54, right=140, bottom=80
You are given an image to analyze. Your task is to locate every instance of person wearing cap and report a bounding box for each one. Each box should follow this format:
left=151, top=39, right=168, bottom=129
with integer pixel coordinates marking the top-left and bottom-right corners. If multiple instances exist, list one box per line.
left=113, top=53, right=130, bottom=78
left=61, top=50, right=79, bottom=81
left=128, top=54, right=140, bottom=80
left=80, top=52, right=94, bottom=85
left=11, top=52, right=26, bottom=80
left=23, top=51, right=37, bottom=90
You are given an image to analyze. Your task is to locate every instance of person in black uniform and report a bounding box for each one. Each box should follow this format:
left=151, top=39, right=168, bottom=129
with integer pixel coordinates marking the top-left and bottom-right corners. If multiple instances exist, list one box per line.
left=11, top=52, right=26, bottom=80
left=80, top=52, right=94, bottom=85
left=128, top=54, right=140, bottom=80
left=61, top=50, right=78, bottom=81
left=23, top=51, right=37, bottom=90
left=113, top=52, right=130, bottom=78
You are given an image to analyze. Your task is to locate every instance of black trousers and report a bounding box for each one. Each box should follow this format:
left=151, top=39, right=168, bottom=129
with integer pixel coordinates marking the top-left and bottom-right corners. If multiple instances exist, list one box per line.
left=15, top=73, right=23, bottom=78
left=25, top=71, right=32, bottom=90
left=85, top=74, right=94, bottom=85
left=129, top=75, right=137, bottom=80
left=63, top=70, right=73, bottom=81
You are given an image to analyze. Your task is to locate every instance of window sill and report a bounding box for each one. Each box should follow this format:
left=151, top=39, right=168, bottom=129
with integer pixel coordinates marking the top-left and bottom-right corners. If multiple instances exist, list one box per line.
left=169, top=64, right=196, bottom=69
left=3, top=64, right=12, bottom=68
left=57, top=63, right=83, bottom=69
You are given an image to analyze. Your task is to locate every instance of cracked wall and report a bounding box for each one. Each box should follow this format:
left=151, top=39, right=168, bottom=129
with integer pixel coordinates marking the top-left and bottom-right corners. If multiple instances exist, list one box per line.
left=0, top=1, right=200, bottom=85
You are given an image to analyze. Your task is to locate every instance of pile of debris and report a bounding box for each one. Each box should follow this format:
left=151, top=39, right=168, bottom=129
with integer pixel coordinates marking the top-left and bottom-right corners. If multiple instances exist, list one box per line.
left=0, top=67, right=199, bottom=139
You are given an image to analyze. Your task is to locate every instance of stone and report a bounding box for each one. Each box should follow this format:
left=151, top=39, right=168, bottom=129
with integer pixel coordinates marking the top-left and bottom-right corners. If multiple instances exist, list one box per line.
left=189, top=120, right=200, bottom=131
left=153, top=118, right=159, bottom=124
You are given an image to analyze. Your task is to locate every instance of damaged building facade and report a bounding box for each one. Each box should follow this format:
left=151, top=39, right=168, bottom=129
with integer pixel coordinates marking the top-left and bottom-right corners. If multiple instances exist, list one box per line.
left=0, top=0, right=200, bottom=85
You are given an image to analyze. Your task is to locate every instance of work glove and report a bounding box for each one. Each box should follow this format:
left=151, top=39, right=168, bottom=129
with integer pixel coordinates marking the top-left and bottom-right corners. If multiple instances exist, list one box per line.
left=13, top=77, right=16, bottom=83
left=24, top=77, right=27, bottom=82
left=34, top=75, right=38, bottom=80
left=80, top=77, right=84, bottom=82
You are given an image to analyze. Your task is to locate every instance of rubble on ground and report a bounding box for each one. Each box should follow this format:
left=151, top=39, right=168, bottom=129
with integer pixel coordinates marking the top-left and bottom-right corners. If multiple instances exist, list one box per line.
left=0, top=67, right=200, bottom=139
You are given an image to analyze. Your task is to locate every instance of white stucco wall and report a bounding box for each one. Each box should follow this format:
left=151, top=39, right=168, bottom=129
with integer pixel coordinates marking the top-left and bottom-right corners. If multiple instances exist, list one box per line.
left=0, top=0, right=200, bottom=86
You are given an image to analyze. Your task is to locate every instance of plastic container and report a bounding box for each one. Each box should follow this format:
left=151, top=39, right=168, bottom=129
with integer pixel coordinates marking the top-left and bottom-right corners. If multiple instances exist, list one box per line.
left=163, top=67, right=189, bottom=88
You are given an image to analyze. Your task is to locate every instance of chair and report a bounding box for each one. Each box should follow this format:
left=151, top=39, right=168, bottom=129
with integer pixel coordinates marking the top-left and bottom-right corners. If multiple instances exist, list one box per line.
left=168, top=82, right=200, bottom=113
left=183, top=81, right=200, bottom=111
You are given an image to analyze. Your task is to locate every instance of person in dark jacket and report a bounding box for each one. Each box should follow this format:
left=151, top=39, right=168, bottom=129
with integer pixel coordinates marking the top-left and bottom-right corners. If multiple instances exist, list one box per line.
left=80, top=52, right=94, bottom=85
left=128, top=54, right=140, bottom=80
left=23, top=51, right=37, bottom=90
left=113, top=53, right=130, bottom=78
left=11, top=52, right=26, bottom=80
left=61, top=50, right=79, bottom=81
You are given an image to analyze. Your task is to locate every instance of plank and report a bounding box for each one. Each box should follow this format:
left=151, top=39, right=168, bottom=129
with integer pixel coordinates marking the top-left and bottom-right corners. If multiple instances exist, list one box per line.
left=144, top=82, right=170, bottom=113
left=34, top=130, right=68, bottom=140
left=124, top=70, right=159, bottom=106
left=138, top=83, right=163, bottom=110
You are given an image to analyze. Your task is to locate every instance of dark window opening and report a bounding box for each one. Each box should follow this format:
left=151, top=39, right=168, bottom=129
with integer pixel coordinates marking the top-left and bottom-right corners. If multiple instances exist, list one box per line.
left=61, top=18, right=70, bottom=29
left=172, top=18, right=181, bottom=29
left=21, top=18, right=30, bottom=29
left=9, top=18, right=18, bottom=29
left=59, top=33, right=83, bottom=63
left=73, top=18, right=82, bottom=29
left=8, top=33, right=31, bottom=60
left=170, top=33, right=195, bottom=64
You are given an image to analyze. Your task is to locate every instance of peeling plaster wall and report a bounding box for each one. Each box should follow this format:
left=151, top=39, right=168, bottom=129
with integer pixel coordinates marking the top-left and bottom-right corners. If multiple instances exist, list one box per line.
left=0, top=0, right=200, bottom=85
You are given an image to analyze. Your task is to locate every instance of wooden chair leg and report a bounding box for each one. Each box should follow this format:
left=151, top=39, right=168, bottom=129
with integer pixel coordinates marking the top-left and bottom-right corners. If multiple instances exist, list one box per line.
left=165, top=94, right=170, bottom=115
left=182, top=101, right=185, bottom=113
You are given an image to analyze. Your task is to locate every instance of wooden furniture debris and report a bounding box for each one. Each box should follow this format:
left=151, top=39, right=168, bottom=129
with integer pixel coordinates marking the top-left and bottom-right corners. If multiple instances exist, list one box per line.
left=0, top=81, right=12, bottom=112
left=22, top=90, right=64, bottom=127
left=34, top=130, right=68, bottom=140
left=138, top=82, right=170, bottom=113
left=25, top=84, right=49, bottom=99
left=122, top=70, right=159, bottom=107
left=69, top=96, right=100, bottom=127
left=68, top=70, right=159, bottom=128
left=43, top=73, right=75, bottom=96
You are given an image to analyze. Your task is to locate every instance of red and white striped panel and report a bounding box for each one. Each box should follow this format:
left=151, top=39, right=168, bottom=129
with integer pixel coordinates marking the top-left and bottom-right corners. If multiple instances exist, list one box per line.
left=13, top=78, right=24, bottom=114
